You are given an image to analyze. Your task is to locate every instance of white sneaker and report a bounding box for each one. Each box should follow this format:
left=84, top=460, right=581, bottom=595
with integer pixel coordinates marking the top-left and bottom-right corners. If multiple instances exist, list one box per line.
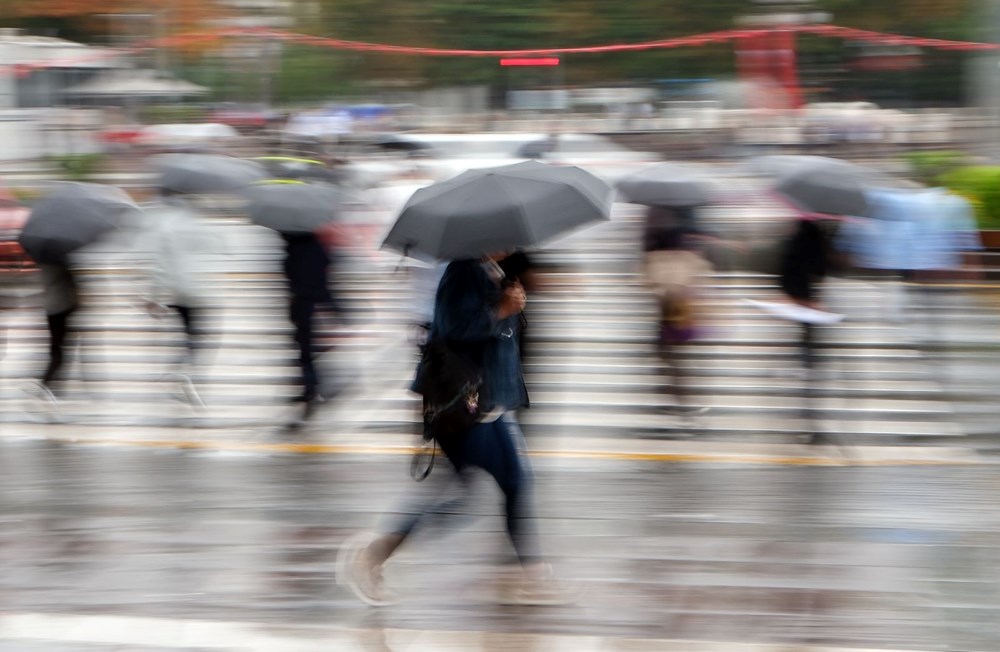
left=337, top=533, right=395, bottom=607
left=497, top=564, right=581, bottom=606
left=178, top=375, right=206, bottom=410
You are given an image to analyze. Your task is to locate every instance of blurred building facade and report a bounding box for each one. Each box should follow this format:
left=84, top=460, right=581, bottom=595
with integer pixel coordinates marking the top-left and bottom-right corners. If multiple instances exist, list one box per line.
left=0, top=28, right=122, bottom=109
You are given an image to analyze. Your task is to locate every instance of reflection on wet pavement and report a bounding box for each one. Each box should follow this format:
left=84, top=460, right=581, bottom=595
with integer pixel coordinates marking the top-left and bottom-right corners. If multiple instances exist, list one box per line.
left=0, top=441, right=998, bottom=650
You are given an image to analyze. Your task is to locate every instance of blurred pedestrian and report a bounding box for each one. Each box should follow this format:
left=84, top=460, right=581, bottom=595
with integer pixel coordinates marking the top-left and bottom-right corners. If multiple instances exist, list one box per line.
left=36, top=261, right=79, bottom=400
left=779, top=217, right=841, bottom=372
left=779, top=218, right=833, bottom=312
left=339, top=254, right=572, bottom=606
left=142, top=188, right=219, bottom=407
left=281, top=231, right=337, bottom=420
left=641, top=206, right=712, bottom=418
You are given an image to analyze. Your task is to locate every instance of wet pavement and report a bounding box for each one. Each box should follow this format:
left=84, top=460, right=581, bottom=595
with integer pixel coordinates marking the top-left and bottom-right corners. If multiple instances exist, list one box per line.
left=1, top=439, right=999, bottom=650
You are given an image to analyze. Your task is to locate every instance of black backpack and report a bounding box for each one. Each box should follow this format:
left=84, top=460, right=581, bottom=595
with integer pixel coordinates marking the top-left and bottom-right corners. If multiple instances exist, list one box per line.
left=412, top=339, right=483, bottom=443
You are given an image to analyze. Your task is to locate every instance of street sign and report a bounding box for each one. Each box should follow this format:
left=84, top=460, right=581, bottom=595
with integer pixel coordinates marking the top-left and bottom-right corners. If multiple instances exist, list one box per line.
left=500, top=57, right=560, bottom=67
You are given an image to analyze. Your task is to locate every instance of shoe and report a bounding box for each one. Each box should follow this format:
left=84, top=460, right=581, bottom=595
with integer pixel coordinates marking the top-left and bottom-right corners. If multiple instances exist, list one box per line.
left=26, top=380, right=59, bottom=404
left=301, top=395, right=326, bottom=421
left=497, top=563, right=581, bottom=606
left=658, top=405, right=709, bottom=417
left=337, top=533, right=395, bottom=607
left=22, top=381, right=65, bottom=423
left=288, top=391, right=324, bottom=404
left=179, top=375, right=206, bottom=410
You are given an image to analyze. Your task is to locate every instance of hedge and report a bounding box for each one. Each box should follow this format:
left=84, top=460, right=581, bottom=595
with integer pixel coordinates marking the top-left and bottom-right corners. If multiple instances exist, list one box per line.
left=938, top=166, right=1000, bottom=229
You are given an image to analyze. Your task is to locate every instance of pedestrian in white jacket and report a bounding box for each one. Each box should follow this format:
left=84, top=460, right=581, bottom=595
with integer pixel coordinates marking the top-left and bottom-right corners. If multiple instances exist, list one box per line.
left=142, top=190, right=220, bottom=401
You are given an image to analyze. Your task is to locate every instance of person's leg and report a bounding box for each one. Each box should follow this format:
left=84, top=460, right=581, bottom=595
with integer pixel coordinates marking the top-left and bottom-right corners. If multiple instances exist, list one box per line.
left=339, top=427, right=480, bottom=605
left=169, top=304, right=206, bottom=407
left=656, top=303, right=704, bottom=417
left=658, top=338, right=683, bottom=404
left=475, top=415, right=575, bottom=604
left=169, top=304, right=196, bottom=365
left=289, top=297, right=319, bottom=401
left=42, top=307, right=74, bottom=387
left=461, top=416, right=540, bottom=566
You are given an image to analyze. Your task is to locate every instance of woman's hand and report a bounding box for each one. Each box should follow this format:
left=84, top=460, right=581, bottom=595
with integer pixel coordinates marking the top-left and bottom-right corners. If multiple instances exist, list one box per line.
left=496, top=282, right=527, bottom=320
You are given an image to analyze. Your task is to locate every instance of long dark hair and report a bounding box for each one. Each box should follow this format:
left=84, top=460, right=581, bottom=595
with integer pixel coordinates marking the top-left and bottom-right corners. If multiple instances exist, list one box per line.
left=643, top=205, right=697, bottom=252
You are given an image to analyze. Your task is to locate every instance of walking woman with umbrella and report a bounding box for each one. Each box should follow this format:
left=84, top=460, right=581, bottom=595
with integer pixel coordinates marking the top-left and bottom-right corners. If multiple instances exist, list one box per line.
left=243, top=180, right=341, bottom=425
left=18, top=183, right=141, bottom=405
left=338, top=161, right=613, bottom=606
left=616, top=163, right=725, bottom=422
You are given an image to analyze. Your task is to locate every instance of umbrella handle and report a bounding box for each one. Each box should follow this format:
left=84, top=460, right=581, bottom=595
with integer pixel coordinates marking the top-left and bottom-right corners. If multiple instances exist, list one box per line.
left=392, top=242, right=414, bottom=275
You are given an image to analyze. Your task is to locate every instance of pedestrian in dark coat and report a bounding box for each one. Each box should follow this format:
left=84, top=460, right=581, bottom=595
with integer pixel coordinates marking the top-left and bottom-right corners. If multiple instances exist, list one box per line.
left=282, top=232, right=334, bottom=408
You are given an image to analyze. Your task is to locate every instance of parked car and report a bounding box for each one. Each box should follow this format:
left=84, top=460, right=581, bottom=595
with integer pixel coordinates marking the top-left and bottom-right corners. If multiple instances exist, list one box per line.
left=209, top=103, right=281, bottom=131
left=0, top=197, right=32, bottom=272
left=370, top=132, right=659, bottom=183
left=134, top=123, right=243, bottom=153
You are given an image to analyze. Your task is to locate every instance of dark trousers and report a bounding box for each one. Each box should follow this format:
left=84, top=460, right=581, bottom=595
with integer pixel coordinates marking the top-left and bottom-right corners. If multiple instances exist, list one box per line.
left=43, top=306, right=76, bottom=386
left=168, top=304, right=201, bottom=363
left=289, top=297, right=319, bottom=400
left=390, top=415, right=540, bottom=564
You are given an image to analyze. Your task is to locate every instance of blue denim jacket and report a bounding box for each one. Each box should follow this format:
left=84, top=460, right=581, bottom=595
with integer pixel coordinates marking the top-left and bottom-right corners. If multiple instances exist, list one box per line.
left=416, top=259, right=528, bottom=412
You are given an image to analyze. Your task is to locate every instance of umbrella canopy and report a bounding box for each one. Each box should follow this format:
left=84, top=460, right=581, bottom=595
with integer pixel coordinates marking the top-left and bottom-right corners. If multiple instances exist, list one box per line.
left=18, top=183, right=140, bottom=265
left=66, top=70, right=208, bottom=98
left=382, top=160, right=613, bottom=261
left=254, top=157, right=338, bottom=183
left=243, top=181, right=339, bottom=234
left=153, top=154, right=268, bottom=194
left=755, top=156, right=910, bottom=218
left=616, top=162, right=717, bottom=207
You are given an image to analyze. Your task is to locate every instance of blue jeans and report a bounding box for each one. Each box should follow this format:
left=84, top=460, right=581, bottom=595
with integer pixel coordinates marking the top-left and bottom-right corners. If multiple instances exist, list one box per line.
left=390, top=414, right=540, bottom=564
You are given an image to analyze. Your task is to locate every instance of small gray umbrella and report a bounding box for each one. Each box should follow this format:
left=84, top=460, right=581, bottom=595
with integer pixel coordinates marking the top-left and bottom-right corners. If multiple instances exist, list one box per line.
left=244, top=181, right=339, bottom=234
left=154, top=154, right=268, bottom=194
left=19, top=183, right=140, bottom=265
left=382, top=160, right=613, bottom=261
left=616, top=163, right=716, bottom=207
left=756, top=156, right=909, bottom=218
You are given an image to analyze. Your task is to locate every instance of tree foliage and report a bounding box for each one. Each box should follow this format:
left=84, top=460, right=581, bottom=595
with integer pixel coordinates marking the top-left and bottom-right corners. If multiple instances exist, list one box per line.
left=0, top=0, right=979, bottom=104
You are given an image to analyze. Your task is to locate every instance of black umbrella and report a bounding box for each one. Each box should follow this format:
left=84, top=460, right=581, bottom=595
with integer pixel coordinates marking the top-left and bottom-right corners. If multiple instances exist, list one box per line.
left=382, top=160, right=613, bottom=261
left=244, top=181, right=339, bottom=234
left=616, top=162, right=717, bottom=207
left=254, top=157, right=339, bottom=183
left=18, top=183, right=140, bottom=265
left=153, top=154, right=268, bottom=194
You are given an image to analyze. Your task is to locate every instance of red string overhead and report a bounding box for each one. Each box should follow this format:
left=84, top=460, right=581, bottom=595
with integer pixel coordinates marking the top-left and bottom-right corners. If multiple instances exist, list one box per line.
left=2, top=24, right=997, bottom=76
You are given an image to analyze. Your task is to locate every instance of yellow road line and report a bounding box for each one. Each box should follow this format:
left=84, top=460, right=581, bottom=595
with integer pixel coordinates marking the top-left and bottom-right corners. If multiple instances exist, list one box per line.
left=23, top=435, right=982, bottom=467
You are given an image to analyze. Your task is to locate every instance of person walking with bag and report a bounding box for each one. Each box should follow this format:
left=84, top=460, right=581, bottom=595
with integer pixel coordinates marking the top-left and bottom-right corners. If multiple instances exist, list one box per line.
left=641, top=205, right=712, bottom=420
left=338, top=253, right=571, bottom=606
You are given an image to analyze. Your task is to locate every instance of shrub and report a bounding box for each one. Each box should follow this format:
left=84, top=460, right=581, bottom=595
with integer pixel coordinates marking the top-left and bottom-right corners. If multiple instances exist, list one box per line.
left=48, top=154, right=106, bottom=182
left=138, top=105, right=207, bottom=125
left=939, top=166, right=1000, bottom=229
left=904, top=150, right=970, bottom=185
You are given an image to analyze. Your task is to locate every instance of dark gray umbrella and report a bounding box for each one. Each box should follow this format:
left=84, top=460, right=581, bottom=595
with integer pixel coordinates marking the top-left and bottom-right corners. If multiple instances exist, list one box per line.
left=616, top=163, right=717, bottom=207
left=757, top=156, right=909, bottom=218
left=18, top=183, right=140, bottom=265
left=244, top=181, right=339, bottom=234
left=382, top=160, right=613, bottom=261
left=154, top=154, right=268, bottom=194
